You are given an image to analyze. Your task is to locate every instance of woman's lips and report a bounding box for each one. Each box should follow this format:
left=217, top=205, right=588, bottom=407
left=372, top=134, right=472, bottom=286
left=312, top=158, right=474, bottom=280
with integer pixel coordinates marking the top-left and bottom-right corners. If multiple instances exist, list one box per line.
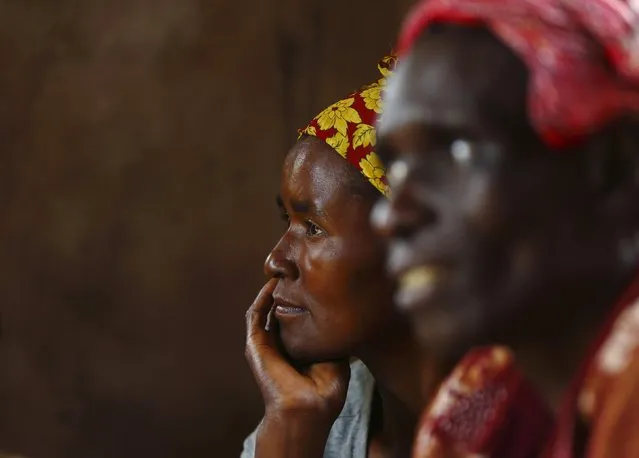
left=274, top=304, right=307, bottom=315
left=272, top=296, right=308, bottom=316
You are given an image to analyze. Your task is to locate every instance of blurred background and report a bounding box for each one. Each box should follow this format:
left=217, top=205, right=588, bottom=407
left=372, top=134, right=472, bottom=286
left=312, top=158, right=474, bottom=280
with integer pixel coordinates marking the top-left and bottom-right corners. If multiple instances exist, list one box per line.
left=0, top=0, right=415, bottom=457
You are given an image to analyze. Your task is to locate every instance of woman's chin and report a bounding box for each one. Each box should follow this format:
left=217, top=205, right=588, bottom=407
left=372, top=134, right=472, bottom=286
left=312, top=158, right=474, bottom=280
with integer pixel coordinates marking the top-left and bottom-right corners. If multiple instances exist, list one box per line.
left=281, top=343, right=321, bottom=365
left=280, top=337, right=346, bottom=366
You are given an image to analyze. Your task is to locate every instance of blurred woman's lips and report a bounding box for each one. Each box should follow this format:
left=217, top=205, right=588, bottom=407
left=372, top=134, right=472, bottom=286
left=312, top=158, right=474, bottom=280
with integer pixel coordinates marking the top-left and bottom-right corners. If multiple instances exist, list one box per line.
left=395, top=265, right=447, bottom=312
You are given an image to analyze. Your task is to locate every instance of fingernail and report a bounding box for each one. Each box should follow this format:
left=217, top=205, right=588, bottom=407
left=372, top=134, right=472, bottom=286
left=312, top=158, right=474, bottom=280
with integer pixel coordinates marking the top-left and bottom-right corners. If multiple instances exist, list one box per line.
left=265, top=306, right=275, bottom=331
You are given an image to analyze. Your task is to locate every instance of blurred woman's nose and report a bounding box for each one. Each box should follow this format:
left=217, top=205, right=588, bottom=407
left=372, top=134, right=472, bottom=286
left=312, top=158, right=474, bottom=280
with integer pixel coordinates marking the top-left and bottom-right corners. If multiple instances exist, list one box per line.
left=264, top=236, right=299, bottom=280
left=372, top=160, right=438, bottom=240
left=370, top=199, right=394, bottom=238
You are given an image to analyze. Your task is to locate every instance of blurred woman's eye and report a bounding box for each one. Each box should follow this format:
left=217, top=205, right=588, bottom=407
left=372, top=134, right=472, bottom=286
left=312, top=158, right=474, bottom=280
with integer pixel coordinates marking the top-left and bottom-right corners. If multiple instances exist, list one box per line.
left=305, top=220, right=325, bottom=237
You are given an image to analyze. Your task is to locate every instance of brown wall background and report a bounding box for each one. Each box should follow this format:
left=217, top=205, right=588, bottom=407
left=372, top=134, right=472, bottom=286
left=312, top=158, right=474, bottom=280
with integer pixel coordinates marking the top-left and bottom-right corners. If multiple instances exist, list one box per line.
left=0, top=1, right=413, bottom=457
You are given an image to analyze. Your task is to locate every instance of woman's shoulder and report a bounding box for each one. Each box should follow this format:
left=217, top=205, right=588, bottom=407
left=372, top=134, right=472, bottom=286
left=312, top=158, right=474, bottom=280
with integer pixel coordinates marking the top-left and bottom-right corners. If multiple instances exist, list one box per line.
left=320, top=360, right=375, bottom=457
left=337, top=359, right=375, bottom=419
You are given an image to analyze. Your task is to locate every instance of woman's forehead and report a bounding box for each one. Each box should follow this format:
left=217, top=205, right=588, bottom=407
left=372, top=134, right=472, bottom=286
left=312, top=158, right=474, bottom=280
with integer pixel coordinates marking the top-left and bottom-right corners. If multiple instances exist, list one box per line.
left=381, top=44, right=480, bottom=137
left=283, top=140, right=349, bottom=187
left=281, top=139, right=364, bottom=210
left=380, top=28, right=528, bottom=139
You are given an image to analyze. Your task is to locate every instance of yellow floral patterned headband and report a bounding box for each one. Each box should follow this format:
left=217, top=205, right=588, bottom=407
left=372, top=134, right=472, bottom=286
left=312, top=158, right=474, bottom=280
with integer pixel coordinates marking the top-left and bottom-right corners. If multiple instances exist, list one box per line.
left=298, top=55, right=397, bottom=197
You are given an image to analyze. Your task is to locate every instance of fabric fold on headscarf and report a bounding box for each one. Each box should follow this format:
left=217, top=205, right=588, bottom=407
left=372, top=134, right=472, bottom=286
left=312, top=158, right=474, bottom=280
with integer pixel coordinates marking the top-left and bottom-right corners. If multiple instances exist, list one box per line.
left=397, top=0, right=639, bottom=148
left=299, top=55, right=397, bottom=197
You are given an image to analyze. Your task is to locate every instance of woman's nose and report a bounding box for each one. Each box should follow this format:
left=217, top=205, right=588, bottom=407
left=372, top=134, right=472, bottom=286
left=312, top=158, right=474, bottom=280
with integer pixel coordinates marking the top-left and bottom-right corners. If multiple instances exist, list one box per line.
left=264, top=241, right=299, bottom=280
left=372, top=165, right=438, bottom=240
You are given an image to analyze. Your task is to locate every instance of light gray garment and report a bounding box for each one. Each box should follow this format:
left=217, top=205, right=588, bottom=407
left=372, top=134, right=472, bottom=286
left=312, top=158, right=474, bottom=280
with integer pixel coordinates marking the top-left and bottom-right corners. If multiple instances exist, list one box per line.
left=240, top=360, right=375, bottom=457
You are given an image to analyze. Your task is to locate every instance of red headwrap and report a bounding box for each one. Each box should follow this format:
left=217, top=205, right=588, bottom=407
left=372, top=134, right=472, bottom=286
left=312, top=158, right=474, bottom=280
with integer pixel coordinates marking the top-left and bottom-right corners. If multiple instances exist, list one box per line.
left=397, top=0, right=639, bottom=149
left=299, top=55, right=397, bottom=197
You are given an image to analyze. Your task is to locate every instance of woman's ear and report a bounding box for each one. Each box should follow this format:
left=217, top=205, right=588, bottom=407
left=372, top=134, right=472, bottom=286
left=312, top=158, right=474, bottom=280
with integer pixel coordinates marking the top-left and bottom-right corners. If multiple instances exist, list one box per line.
left=616, top=116, right=639, bottom=194
left=583, top=116, right=639, bottom=230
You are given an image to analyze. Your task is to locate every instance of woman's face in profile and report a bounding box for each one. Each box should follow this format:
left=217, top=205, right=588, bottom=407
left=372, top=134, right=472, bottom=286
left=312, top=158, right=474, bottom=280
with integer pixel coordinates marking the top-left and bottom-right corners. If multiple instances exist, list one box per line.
left=265, top=137, right=399, bottom=363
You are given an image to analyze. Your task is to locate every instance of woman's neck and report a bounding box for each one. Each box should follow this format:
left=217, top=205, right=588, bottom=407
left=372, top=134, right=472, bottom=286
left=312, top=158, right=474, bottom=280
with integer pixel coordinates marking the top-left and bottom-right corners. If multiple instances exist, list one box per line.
left=511, top=270, right=635, bottom=411
left=513, top=319, right=602, bottom=411
left=357, top=333, right=448, bottom=456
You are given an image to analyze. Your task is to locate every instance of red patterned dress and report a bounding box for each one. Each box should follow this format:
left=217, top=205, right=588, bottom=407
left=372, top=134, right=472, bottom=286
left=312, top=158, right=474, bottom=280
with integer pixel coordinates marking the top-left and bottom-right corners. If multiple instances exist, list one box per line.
left=413, top=346, right=553, bottom=458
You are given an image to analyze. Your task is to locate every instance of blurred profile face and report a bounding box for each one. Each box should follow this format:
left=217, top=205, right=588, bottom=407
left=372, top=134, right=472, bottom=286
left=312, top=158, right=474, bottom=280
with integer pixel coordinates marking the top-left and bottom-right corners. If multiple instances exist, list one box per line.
left=265, top=136, right=399, bottom=363
left=373, top=26, right=625, bottom=357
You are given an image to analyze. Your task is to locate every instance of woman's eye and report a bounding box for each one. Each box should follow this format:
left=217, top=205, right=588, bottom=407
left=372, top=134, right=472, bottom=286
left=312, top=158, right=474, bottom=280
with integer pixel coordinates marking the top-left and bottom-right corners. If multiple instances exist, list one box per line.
left=305, top=220, right=325, bottom=237
left=450, top=139, right=472, bottom=165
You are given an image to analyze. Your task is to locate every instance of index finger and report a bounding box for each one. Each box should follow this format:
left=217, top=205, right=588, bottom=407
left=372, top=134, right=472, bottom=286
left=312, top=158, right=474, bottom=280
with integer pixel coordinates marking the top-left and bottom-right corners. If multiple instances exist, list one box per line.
left=245, top=278, right=278, bottom=343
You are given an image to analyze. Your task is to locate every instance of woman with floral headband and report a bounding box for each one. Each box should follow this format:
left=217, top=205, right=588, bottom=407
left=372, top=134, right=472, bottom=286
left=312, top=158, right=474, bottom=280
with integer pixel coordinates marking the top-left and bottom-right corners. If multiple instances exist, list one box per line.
left=240, top=53, right=552, bottom=458
left=240, top=54, right=433, bottom=458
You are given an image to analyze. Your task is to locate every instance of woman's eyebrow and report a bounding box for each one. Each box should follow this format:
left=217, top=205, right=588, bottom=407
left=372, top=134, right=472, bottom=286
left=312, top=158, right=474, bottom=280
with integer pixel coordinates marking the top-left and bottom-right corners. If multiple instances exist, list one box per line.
left=279, top=195, right=328, bottom=217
